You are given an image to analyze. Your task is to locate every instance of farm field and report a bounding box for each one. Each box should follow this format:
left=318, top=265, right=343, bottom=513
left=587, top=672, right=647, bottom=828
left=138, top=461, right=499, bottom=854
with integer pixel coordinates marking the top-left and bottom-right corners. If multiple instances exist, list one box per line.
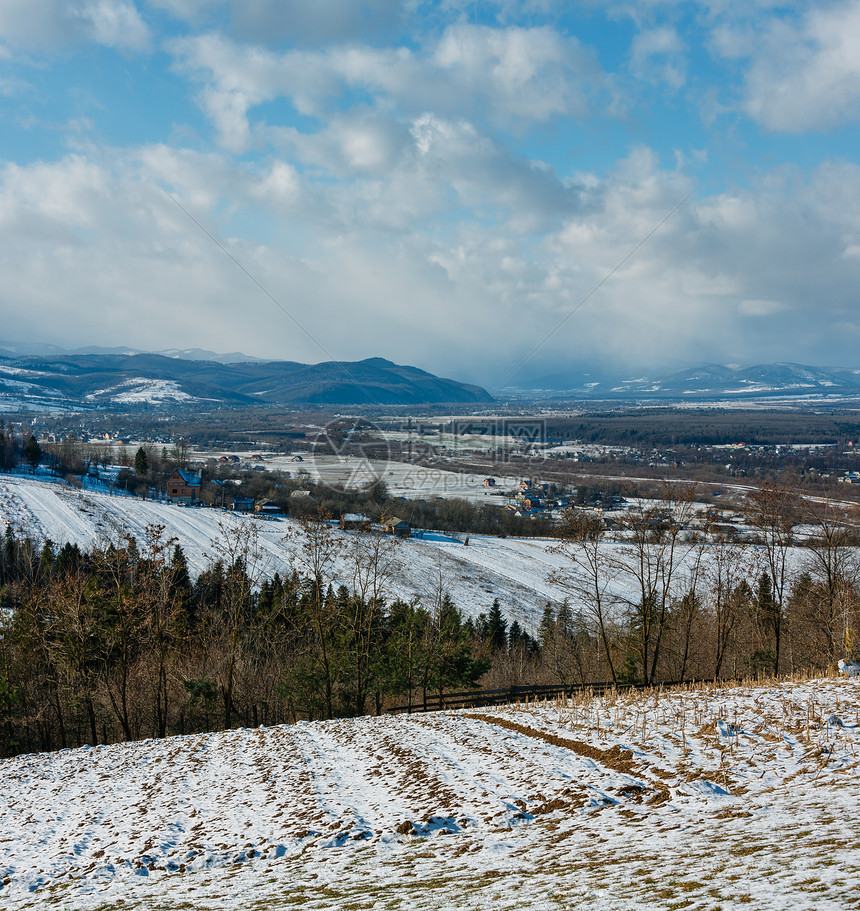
left=1, top=676, right=859, bottom=909
left=265, top=451, right=523, bottom=502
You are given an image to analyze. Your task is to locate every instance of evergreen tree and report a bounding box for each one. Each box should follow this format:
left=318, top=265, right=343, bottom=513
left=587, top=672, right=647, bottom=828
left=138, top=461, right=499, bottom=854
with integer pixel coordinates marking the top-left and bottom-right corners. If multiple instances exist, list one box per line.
left=55, top=542, right=82, bottom=577
left=538, top=604, right=556, bottom=650
left=38, top=539, right=55, bottom=582
left=169, top=544, right=194, bottom=630
left=508, top=620, right=525, bottom=652
left=2, top=527, right=17, bottom=583
left=23, top=434, right=41, bottom=472
left=134, top=447, right=149, bottom=476
left=487, top=598, right=508, bottom=652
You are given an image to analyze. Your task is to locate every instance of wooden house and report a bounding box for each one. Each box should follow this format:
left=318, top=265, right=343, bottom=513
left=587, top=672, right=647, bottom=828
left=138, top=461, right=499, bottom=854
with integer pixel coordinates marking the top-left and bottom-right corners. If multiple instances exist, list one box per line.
left=341, top=513, right=372, bottom=531
left=166, top=469, right=201, bottom=504
left=382, top=516, right=411, bottom=538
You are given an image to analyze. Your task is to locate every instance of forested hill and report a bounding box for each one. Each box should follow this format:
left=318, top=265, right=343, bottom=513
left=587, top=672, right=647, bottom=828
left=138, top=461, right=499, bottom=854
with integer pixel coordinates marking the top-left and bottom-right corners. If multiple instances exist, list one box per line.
left=0, top=354, right=494, bottom=410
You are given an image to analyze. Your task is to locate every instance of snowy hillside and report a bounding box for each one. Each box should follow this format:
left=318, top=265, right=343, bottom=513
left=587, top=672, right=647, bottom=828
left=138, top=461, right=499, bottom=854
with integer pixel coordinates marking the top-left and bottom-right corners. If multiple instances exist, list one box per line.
left=0, top=475, right=815, bottom=632
left=0, top=475, right=577, bottom=628
left=2, top=676, right=858, bottom=909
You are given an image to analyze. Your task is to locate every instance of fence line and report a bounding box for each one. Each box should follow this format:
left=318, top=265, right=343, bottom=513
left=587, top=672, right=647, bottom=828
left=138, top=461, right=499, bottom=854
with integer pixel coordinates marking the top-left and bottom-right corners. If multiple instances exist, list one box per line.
left=386, top=678, right=722, bottom=715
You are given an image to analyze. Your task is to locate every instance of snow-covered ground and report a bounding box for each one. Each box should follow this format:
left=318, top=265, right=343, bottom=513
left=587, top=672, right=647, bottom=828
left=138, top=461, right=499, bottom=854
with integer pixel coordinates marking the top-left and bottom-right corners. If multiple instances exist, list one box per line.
left=0, top=475, right=571, bottom=628
left=263, top=452, right=523, bottom=503
left=0, top=475, right=817, bottom=632
left=2, top=676, right=859, bottom=909
left=86, top=377, right=195, bottom=404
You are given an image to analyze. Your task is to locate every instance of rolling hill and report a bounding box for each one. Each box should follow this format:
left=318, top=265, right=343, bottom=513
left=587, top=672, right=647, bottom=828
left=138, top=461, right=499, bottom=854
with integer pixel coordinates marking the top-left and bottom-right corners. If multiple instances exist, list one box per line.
left=0, top=354, right=493, bottom=410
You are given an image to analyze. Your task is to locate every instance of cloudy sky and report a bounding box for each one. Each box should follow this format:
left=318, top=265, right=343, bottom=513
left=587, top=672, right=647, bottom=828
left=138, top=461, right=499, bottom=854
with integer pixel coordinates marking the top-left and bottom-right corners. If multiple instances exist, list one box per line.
left=1, top=0, right=859, bottom=388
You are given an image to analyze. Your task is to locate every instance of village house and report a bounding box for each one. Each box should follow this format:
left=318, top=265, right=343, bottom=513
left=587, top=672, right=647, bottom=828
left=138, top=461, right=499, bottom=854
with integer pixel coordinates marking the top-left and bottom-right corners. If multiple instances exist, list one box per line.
left=166, top=469, right=201, bottom=504
left=231, top=497, right=255, bottom=512
left=382, top=516, right=411, bottom=538
left=341, top=513, right=372, bottom=531
left=522, top=497, right=545, bottom=510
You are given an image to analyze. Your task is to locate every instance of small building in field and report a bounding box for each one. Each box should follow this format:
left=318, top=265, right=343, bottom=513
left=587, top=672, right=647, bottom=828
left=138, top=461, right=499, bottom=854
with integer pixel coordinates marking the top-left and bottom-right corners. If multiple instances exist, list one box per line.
left=382, top=516, right=411, bottom=538
left=483, top=477, right=496, bottom=487
left=255, top=498, right=282, bottom=516
left=166, top=469, right=201, bottom=504
left=341, top=513, right=372, bottom=531
left=231, top=497, right=255, bottom=512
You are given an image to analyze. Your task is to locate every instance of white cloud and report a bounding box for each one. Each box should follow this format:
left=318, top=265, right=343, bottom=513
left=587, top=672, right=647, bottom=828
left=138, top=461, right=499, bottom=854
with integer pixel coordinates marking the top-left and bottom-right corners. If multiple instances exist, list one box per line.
left=149, top=0, right=404, bottom=46
left=0, top=0, right=151, bottom=52
left=734, top=0, right=860, bottom=131
left=2, top=130, right=860, bottom=381
left=629, top=26, right=686, bottom=89
left=168, top=24, right=601, bottom=152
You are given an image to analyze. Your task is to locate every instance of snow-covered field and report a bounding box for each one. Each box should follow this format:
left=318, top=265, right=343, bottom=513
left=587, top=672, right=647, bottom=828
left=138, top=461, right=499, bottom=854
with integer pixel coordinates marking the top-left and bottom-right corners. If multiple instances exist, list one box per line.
left=0, top=475, right=816, bottom=632
left=0, top=475, right=572, bottom=628
left=264, top=452, right=522, bottom=503
left=2, top=676, right=859, bottom=909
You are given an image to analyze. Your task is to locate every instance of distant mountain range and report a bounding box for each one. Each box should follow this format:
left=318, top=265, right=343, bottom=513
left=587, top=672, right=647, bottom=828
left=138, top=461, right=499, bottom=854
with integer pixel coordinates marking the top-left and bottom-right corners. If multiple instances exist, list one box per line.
left=506, top=362, right=860, bottom=402
left=3, top=347, right=859, bottom=413
left=0, top=340, right=262, bottom=364
left=0, top=353, right=493, bottom=411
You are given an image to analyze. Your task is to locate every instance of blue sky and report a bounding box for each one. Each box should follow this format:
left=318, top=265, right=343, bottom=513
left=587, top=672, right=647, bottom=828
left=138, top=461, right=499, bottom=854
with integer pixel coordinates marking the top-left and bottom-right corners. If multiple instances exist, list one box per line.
left=1, top=0, right=860, bottom=388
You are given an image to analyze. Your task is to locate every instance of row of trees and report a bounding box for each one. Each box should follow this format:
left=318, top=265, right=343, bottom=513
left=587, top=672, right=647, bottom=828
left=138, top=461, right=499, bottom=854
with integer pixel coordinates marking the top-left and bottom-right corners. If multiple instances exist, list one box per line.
left=0, top=517, right=497, bottom=758
left=0, top=421, right=196, bottom=491
left=3, top=483, right=860, bottom=758
left=545, top=483, right=860, bottom=687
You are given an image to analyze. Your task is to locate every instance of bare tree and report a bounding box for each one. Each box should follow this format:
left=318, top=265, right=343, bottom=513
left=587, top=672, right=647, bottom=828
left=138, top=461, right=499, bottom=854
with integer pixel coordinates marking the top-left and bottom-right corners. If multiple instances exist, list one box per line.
left=746, top=482, right=800, bottom=674
left=285, top=509, right=342, bottom=719
left=549, top=510, right=620, bottom=684
left=136, top=524, right=181, bottom=738
left=209, top=516, right=266, bottom=728
left=798, top=496, right=860, bottom=666
left=705, top=538, right=759, bottom=679
left=618, top=483, right=699, bottom=685
left=343, top=521, right=401, bottom=714
left=92, top=533, right=142, bottom=742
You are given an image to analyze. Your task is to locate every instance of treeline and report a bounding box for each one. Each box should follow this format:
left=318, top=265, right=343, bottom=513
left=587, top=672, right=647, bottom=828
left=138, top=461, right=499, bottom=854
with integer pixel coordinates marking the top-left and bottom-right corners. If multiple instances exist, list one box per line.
left=545, top=410, right=860, bottom=447
left=537, top=483, right=860, bottom=690
left=282, top=480, right=556, bottom=537
left=3, top=483, right=860, bottom=759
left=196, top=467, right=556, bottom=538
left=0, top=520, right=521, bottom=758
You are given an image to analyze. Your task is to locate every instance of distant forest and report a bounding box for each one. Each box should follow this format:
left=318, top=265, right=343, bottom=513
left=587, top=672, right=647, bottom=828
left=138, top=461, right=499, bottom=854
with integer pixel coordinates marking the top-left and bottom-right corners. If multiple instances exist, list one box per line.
left=543, top=409, right=860, bottom=447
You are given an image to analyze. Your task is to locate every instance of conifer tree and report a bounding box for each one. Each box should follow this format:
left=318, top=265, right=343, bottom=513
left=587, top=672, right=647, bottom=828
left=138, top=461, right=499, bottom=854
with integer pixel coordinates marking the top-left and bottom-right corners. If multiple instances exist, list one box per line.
left=23, top=434, right=41, bottom=472
left=134, top=447, right=148, bottom=476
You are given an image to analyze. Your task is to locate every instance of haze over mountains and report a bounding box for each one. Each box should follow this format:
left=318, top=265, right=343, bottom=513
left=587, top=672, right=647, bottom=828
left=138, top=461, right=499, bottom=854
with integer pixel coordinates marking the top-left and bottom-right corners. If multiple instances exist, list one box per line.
left=2, top=342, right=860, bottom=411
left=510, top=362, right=860, bottom=401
